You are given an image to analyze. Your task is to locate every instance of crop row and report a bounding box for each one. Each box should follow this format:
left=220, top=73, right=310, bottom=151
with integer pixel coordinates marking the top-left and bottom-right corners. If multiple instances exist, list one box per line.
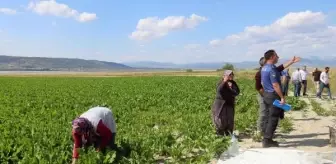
left=0, top=76, right=305, bottom=163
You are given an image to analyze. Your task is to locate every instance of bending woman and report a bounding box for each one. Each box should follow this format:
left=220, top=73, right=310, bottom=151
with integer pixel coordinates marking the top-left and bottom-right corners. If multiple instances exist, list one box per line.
left=71, top=106, right=117, bottom=164
left=212, top=70, right=240, bottom=136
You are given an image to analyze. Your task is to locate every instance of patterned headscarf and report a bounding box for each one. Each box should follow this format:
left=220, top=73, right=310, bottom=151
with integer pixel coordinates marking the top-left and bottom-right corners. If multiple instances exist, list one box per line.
left=223, top=70, right=233, bottom=76
left=72, top=117, right=93, bottom=134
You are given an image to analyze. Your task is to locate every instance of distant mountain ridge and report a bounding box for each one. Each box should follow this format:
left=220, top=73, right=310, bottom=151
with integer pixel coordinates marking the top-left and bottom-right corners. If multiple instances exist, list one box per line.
left=0, top=55, right=132, bottom=71
left=124, top=57, right=336, bottom=69
left=0, top=55, right=334, bottom=71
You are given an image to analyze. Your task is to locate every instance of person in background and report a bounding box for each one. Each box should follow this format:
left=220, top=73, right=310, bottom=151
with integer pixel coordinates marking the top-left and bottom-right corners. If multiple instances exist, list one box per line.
left=312, top=68, right=322, bottom=94
left=255, top=56, right=299, bottom=136
left=299, top=66, right=309, bottom=96
left=317, top=67, right=332, bottom=99
left=212, top=70, right=240, bottom=136
left=71, top=106, right=118, bottom=164
left=281, top=69, right=291, bottom=96
left=291, top=68, right=302, bottom=97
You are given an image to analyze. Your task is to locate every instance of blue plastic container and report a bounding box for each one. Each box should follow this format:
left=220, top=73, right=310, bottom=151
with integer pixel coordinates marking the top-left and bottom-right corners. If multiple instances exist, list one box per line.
left=273, top=100, right=292, bottom=111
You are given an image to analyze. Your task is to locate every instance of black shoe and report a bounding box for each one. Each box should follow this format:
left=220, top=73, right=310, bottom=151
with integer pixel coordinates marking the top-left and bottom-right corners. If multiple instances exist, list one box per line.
left=262, top=139, right=279, bottom=148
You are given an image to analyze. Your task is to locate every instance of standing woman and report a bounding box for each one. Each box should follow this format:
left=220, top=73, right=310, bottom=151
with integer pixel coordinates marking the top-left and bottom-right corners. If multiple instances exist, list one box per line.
left=212, top=70, right=240, bottom=136
left=71, top=106, right=117, bottom=164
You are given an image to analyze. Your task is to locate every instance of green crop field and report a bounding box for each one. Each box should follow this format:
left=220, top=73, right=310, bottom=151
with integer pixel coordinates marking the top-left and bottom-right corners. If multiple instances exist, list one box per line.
left=0, top=76, right=307, bottom=163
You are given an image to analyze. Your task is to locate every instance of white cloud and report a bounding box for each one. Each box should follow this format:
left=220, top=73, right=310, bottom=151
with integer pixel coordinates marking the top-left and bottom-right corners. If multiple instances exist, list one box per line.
left=130, top=14, right=208, bottom=41
left=28, top=0, right=97, bottom=23
left=184, top=44, right=201, bottom=50
left=208, top=10, right=336, bottom=61
left=209, top=39, right=221, bottom=47
left=0, top=8, right=17, bottom=15
left=77, top=12, right=97, bottom=22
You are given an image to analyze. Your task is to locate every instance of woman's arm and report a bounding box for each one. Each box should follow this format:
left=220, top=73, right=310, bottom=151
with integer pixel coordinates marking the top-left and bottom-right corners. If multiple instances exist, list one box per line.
left=72, top=132, right=82, bottom=163
left=228, top=80, right=240, bottom=96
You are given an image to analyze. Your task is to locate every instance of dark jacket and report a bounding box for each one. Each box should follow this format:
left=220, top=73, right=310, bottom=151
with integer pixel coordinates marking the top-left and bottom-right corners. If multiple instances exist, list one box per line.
left=212, top=79, right=240, bottom=117
left=215, top=79, right=240, bottom=105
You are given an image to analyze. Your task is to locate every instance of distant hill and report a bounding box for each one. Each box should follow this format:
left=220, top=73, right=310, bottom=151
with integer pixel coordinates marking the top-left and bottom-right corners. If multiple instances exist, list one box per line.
left=124, top=57, right=336, bottom=70
left=0, top=55, right=133, bottom=71
left=0, top=55, right=334, bottom=71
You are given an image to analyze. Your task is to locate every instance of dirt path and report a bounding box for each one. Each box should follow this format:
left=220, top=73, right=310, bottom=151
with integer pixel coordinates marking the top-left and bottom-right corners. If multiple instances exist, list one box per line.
left=210, top=93, right=336, bottom=164
left=239, top=92, right=336, bottom=153
left=278, top=96, right=335, bottom=152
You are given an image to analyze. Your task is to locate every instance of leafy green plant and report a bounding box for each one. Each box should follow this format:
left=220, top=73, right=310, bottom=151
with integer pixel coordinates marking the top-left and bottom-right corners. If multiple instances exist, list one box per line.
left=286, top=97, right=307, bottom=111
left=0, top=76, right=305, bottom=163
left=279, top=117, right=294, bottom=133
left=309, top=99, right=334, bottom=116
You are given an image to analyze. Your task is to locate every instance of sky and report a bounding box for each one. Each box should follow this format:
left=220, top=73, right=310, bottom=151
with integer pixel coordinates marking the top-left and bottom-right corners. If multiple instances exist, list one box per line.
left=0, top=0, right=336, bottom=64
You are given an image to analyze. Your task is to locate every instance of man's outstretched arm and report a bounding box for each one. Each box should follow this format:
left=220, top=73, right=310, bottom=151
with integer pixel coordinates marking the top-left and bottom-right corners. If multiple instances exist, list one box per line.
left=282, top=56, right=300, bottom=69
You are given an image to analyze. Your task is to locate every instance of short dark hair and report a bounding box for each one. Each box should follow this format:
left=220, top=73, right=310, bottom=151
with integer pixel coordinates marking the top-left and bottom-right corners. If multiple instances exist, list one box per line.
left=325, top=67, right=330, bottom=70
left=264, top=49, right=276, bottom=60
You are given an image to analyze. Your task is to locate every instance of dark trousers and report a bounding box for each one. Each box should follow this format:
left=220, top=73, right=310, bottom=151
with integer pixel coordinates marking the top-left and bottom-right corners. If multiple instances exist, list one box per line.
left=257, top=94, right=268, bottom=133
left=87, top=133, right=117, bottom=153
left=301, top=80, right=307, bottom=95
left=282, top=80, right=289, bottom=96
left=263, top=92, right=282, bottom=140
left=293, top=80, right=301, bottom=97
left=212, top=99, right=235, bottom=136
left=317, top=83, right=332, bottom=99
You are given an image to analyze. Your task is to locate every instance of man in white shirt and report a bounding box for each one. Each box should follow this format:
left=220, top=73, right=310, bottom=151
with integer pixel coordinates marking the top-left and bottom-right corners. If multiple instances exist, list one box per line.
left=299, top=66, right=309, bottom=96
left=317, top=67, right=332, bottom=99
left=292, top=68, right=302, bottom=97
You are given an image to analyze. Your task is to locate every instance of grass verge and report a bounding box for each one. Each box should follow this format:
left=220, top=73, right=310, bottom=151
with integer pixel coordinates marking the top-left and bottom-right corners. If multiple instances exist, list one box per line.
left=279, top=117, right=294, bottom=133
left=309, top=99, right=336, bottom=116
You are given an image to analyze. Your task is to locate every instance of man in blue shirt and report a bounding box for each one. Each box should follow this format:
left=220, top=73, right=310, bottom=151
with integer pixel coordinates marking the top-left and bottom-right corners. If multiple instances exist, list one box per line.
left=255, top=56, right=299, bottom=138
left=261, top=49, right=286, bottom=148
left=281, top=69, right=290, bottom=96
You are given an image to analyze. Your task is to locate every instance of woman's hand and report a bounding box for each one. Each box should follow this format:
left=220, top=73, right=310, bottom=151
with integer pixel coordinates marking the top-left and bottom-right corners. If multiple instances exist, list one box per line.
left=223, top=76, right=229, bottom=82
left=227, top=81, right=232, bottom=88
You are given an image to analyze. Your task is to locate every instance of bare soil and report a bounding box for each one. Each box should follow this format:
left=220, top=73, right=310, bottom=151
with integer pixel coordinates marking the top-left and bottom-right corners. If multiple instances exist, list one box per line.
left=239, top=92, right=336, bottom=153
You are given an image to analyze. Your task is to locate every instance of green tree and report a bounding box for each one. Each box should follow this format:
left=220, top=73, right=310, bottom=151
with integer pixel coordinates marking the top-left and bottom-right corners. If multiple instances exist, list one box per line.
left=222, top=63, right=235, bottom=70
left=186, top=69, right=193, bottom=72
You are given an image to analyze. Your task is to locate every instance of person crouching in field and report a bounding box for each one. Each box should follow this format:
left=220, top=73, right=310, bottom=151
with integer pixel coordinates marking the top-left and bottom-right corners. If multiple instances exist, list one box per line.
left=212, top=70, right=240, bottom=136
left=71, top=106, right=118, bottom=164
